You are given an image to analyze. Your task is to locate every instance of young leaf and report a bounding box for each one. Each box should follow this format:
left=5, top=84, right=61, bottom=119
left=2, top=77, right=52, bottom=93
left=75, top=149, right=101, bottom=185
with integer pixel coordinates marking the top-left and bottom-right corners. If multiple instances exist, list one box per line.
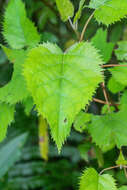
left=0, top=133, right=28, bottom=178
left=116, top=150, right=127, bottom=166
left=115, top=41, right=127, bottom=61
left=0, top=46, right=29, bottom=104
left=89, top=91, right=127, bottom=150
left=91, top=28, right=114, bottom=62
left=3, top=0, right=40, bottom=49
left=39, top=116, right=49, bottom=161
left=55, top=0, right=74, bottom=21
left=23, top=42, right=103, bottom=151
left=89, top=0, right=127, bottom=26
left=79, top=168, right=117, bottom=190
left=0, top=103, right=15, bottom=142
left=74, top=0, right=86, bottom=23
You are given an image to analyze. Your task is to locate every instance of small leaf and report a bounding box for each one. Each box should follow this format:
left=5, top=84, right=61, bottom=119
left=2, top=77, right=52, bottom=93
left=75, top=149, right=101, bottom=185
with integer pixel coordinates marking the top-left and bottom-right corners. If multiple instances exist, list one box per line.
left=56, top=0, right=74, bottom=21
left=0, top=103, right=15, bottom=142
left=3, top=0, right=40, bottom=49
left=116, top=150, right=127, bottom=166
left=115, top=41, right=127, bottom=61
left=91, top=28, right=114, bottom=62
left=39, top=116, right=49, bottom=161
left=23, top=42, right=103, bottom=151
left=74, top=111, right=91, bottom=132
left=0, top=133, right=28, bottom=178
left=74, top=0, right=86, bottom=23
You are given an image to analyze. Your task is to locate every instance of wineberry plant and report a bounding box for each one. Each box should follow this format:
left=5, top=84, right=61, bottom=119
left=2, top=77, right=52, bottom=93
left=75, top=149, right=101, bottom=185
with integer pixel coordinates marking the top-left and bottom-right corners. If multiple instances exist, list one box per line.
left=1, top=0, right=127, bottom=189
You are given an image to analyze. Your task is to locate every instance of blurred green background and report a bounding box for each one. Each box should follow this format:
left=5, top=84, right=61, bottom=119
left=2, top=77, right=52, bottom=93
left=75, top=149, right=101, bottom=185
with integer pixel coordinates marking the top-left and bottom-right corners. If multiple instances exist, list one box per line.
left=0, top=0, right=127, bottom=189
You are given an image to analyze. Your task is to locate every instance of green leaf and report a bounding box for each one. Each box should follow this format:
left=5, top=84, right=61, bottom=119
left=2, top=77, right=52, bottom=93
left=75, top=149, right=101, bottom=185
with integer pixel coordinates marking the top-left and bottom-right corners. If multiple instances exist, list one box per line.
left=74, top=111, right=91, bottom=132
left=23, top=42, right=103, bottom=150
left=116, top=150, right=127, bottom=166
left=98, top=174, right=117, bottom=190
left=108, top=63, right=127, bottom=93
left=101, top=105, right=115, bottom=114
left=115, top=41, right=127, bottom=61
left=79, top=168, right=98, bottom=190
left=23, top=97, right=34, bottom=116
left=91, top=29, right=114, bottom=62
left=0, top=103, right=15, bottom=142
left=0, top=46, right=29, bottom=104
left=89, top=0, right=127, bottom=26
left=3, top=0, right=40, bottom=49
left=108, top=77, right=125, bottom=94
left=74, top=0, right=86, bottom=23
left=89, top=91, right=127, bottom=150
left=79, top=168, right=117, bottom=190
left=0, top=133, right=28, bottom=178
left=89, top=0, right=111, bottom=9
left=119, top=186, right=127, bottom=190
left=55, top=0, right=74, bottom=21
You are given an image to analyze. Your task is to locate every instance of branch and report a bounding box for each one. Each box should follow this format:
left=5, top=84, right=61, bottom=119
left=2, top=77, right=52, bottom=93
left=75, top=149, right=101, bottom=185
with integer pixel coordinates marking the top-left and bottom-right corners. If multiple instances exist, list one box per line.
left=101, top=82, right=111, bottom=112
left=99, top=165, right=119, bottom=175
left=102, top=64, right=127, bottom=68
left=93, top=98, right=119, bottom=106
left=80, top=11, right=95, bottom=41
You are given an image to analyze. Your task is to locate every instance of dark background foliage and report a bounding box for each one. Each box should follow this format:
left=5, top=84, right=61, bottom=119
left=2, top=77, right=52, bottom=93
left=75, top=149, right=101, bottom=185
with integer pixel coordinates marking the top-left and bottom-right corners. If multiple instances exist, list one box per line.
left=0, top=0, right=127, bottom=189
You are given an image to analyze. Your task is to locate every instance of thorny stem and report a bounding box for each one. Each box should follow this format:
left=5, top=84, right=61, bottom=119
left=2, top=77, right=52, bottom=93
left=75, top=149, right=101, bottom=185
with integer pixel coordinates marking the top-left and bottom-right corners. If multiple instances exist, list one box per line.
left=101, top=82, right=111, bottom=112
left=80, top=11, right=95, bottom=41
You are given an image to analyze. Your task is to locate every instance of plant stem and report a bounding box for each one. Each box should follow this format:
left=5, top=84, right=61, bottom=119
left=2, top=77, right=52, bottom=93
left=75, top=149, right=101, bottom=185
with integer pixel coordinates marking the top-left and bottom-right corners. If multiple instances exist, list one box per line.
left=102, top=64, right=127, bottom=68
left=80, top=11, right=95, bottom=41
left=101, top=82, right=111, bottom=112
left=99, top=165, right=119, bottom=175
left=93, top=98, right=119, bottom=106
left=68, top=18, right=80, bottom=40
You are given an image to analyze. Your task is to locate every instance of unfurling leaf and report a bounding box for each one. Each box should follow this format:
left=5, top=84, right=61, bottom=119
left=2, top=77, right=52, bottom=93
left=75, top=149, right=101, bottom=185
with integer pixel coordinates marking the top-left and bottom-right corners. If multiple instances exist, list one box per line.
left=55, top=0, right=74, bottom=21
left=3, top=0, right=40, bottom=49
left=39, top=116, right=49, bottom=161
left=23, top=42, right=103, bottom=151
